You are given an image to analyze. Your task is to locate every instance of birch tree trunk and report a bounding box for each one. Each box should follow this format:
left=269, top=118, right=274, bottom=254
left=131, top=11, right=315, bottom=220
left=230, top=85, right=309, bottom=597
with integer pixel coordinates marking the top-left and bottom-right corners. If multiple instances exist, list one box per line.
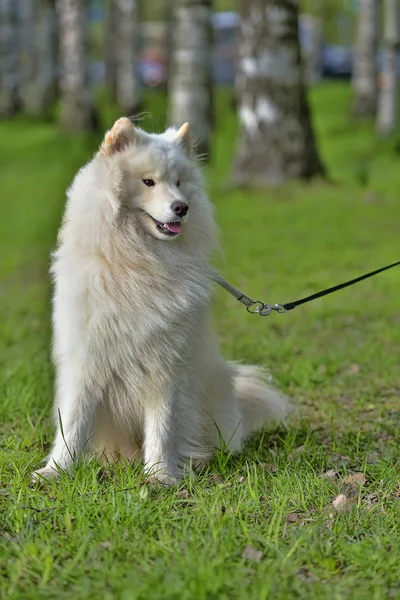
left=233, top=0, right=325, bottom=186
left=19, top=0, right=34, bottom=110
left=115, top=0, right=139, bottom=115
left=376, top=0, right=400, bottom=134
left=352, top=0, right=378, bottom=117
left=0, top=0, right=21, bottom=116
left=21, top=0, right=58, bottom=117
left=105, top=0, right=117, bottom=104
left=164, top=0, right=175, bottom=89
left=57, top=0, right=96, bottom=131
left=168, top=0, right=213, bottom=158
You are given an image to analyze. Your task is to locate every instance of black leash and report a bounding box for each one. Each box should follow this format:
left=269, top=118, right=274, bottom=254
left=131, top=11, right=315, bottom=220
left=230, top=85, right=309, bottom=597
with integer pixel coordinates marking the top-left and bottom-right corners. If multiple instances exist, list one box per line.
left=212, top=260, right=400, bottom=316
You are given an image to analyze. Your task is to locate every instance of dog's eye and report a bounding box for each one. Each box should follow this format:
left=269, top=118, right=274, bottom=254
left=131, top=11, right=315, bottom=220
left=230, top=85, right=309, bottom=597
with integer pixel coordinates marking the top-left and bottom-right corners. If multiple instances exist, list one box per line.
left=176, top=180, right=180, bottom=187
left=143, top=179, right=155, bottom=187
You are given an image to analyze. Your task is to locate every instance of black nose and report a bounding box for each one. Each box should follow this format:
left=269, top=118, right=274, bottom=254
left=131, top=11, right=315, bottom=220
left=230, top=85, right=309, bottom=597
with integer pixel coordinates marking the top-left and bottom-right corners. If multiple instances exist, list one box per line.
left=171, top=201, right=189, bottom=217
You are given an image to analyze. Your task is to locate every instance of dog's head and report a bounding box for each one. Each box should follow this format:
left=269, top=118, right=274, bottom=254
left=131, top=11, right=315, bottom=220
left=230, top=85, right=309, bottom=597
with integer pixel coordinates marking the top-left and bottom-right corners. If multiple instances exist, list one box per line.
left=99, top=118, right=205, bottom=242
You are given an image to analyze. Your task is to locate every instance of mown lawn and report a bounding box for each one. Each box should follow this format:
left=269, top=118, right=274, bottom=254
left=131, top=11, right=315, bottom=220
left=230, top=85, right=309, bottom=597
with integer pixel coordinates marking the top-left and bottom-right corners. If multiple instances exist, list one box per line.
left=1, top=85, right=400, bottom=599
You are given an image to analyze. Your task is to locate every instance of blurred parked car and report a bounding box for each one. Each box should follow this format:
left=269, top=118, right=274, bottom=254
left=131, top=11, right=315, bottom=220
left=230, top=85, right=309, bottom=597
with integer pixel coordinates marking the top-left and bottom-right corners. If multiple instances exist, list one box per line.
left=212, top=11, right=239, bottom=85
left=321, top=44, right=353, bottom=79
left=211, top=12, right=355, bottom=84
left=138, top=49, right=167, bottom=87
left=136, top=12, right=240, bottom=88
left=88, top=11, right=357, bottom=88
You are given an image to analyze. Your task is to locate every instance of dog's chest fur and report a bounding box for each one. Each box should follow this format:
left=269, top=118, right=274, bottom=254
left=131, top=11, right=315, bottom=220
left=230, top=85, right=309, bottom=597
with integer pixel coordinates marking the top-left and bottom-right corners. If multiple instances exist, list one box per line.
left=53, top=244, right=211, bottom=414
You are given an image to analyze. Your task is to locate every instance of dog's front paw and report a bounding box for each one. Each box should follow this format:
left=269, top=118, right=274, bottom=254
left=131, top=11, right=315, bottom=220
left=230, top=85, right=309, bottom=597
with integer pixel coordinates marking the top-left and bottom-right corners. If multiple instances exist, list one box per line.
left=147, top=472, right=178, bottom=486
left=191, top=458, right=209, bottom=473
left=145, top=464, right=180, bottom=486
left=32, top=466, right=59, bottom=483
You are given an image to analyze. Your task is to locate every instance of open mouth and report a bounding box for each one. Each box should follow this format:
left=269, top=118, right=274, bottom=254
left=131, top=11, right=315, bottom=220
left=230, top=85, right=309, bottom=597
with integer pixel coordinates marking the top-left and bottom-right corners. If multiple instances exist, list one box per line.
left=149, top=216, right=182, bottom=237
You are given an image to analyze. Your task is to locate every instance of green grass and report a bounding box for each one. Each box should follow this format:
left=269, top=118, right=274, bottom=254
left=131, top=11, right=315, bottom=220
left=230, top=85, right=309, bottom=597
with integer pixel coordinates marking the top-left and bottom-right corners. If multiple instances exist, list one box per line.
left=1, top=84, right=400, bottom=599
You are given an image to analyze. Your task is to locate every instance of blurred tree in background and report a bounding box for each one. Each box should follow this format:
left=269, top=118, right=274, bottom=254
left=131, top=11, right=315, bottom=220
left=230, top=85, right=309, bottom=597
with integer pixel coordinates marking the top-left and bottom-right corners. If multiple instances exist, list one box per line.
left=1, top=0, right=400, bottom=179
left=163, top=0, right=175, bottom=89
left=352, top=0, right=378, bottom=117
left=57, top=0, right=97, bottom=131
left=114, top=0, right=140, bottom=114
left=168, top=0, right=213, bottom=158
left=20, top=0, right=58, bottom=117
left=377, top=0, right=400, bottom=134
left=105, top=0, right=117, bottom=104
left=232, top=0, right=325, bottom=186
left=0, top=0, right=20, bottom=116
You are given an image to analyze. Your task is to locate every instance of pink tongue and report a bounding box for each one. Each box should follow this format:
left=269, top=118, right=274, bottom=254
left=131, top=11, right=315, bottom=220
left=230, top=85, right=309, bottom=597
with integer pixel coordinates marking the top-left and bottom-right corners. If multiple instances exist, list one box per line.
left=165, top=222, right=182, bottom=234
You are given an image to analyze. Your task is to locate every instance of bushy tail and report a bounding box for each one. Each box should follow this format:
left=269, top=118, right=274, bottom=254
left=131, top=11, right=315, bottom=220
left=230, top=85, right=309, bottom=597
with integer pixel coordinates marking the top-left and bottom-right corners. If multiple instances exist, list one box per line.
left=233, top=364, right=291, bottom=436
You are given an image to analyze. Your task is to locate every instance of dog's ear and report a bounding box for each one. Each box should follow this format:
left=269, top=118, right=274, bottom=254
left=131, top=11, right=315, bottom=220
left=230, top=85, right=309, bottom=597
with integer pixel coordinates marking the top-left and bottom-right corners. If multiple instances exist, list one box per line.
left=175, top=122, right=192, bottom=155
left=100, top=117, right=136, bottom=156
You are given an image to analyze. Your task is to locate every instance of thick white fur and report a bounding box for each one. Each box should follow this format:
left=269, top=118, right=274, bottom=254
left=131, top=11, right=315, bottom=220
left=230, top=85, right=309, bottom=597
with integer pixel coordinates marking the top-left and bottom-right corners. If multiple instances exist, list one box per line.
left=33, top=118, right=290, bottom=485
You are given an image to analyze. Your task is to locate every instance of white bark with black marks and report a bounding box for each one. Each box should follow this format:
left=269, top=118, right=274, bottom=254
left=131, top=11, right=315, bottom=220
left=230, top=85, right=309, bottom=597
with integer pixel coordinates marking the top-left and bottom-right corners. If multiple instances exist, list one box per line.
left=376, top=0, right=400, bottom=134
left=115, top=0, right=139, bottom=115
left=105, top=0, right=117, bottom=104
left=168, top=0, right=213, bottom=159
left=57, top=0, right=96, bottom=131
left=352, top=0, right=379, bottom=117
left=233, top=0, right=325, bottom=186
left=164, top=0, right=175, bottom=88
left=0, top=0, right=20, bottom=116
left=19, top=0, right=34, bottom=107
left=21, top=0, right=58, bottom=117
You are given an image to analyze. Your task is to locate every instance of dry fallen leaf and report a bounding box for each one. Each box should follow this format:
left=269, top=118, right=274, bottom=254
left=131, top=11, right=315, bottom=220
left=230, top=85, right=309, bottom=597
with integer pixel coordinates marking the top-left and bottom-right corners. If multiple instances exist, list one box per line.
left=342, top=472, right=366, bottom=498
left=261, top=463, right=278, bottom=472
left=346, top=363, right=360, bottom=376
left=367, top=451, right=380, bottom=464
left=332, top=453, right=351, bottom=464
left=288, top=445, right=305, bottom=460
left=363, top=493, right=378, bottom=505
left=331, top=494, right=353, bottom=513
left=286, top=513, right=300, bottom=523
left=344, top=473, right=366, bottom=487
left=177, top=489, right=189, bottom=499
left=242, top=545, right=263, bottom=563
left=332, top=494, right=348, bottom=509
left=209, top=474, right=223, bottom=485
left=319, top=469, right=337, bottom=480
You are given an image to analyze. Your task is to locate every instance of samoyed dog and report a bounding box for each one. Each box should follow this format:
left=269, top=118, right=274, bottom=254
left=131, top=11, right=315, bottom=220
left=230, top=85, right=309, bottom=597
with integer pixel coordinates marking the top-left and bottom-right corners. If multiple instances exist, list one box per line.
left=33, top=118, right=290, bottom=485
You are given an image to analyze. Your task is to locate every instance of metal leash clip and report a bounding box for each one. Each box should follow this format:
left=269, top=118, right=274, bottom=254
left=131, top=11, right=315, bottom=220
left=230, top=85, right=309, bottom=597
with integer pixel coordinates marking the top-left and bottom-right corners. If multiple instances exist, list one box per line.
left=213, top=260, right=400, bottom=318
left=211, top=272, right=288, bottom=317
left=246, top=301, right=287, bottom=316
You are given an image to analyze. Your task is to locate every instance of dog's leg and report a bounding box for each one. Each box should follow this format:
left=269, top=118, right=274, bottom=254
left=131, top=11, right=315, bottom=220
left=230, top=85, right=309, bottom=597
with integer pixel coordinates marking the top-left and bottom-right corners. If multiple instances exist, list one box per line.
left=143, top=397, right=180, bottom=485
left=32, top=380, right=99, bottom=482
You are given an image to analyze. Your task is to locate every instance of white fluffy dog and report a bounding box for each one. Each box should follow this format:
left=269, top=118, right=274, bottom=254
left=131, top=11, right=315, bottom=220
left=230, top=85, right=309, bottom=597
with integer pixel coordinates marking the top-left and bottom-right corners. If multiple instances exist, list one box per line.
left=33, top=118, right=290, bottom=485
